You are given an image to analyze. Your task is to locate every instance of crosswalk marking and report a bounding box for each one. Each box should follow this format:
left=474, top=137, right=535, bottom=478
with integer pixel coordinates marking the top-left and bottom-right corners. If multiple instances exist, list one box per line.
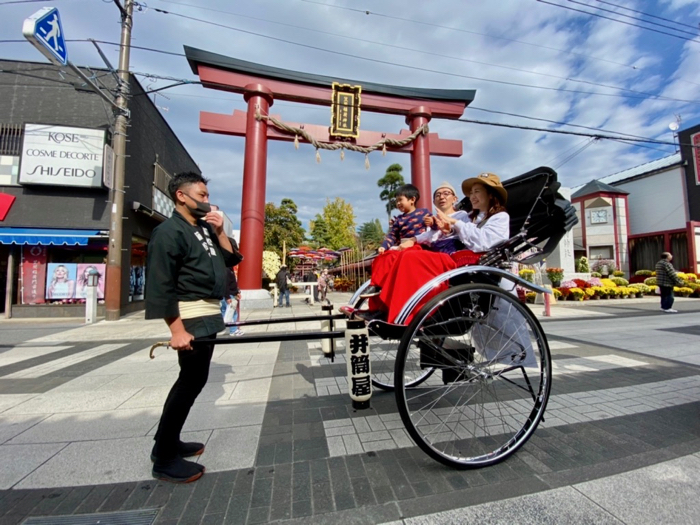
left=324, top=374, right=700, bottom=457
left=552, top=355, right=648, bottom=374
left=548, top=340, right=577, bottom=350
left=310, top=351, right=650, bottom=396
left=3, top=344, right=127, bottom=379
left=0, top=346, right=71, bottom=368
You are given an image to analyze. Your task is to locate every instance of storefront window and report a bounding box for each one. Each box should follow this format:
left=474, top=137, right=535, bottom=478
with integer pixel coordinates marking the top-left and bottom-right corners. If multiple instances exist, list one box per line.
left=129, top=236, right=147, bottom=302
left=19, top=240, right=108, bottom=305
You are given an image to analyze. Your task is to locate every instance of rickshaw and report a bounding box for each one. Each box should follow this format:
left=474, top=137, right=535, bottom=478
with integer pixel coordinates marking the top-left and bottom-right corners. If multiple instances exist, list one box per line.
left=151, top=166, right=578, bottom=469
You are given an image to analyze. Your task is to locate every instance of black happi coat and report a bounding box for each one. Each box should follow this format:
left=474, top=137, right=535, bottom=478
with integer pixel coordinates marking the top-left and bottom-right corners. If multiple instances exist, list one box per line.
left=145, top=210, right=238, bottom=337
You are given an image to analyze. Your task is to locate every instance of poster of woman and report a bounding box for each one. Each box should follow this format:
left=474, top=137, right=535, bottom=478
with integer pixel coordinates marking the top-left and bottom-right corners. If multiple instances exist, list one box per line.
left=46, top=263, right=77, bottom=300
left=76, top=263, right=106, bottom=300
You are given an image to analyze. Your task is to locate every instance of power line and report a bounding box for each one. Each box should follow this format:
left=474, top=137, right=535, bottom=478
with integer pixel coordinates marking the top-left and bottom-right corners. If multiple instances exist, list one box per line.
left=568, top=0, right=700, bottom=39
left=7, top=61, right=682, bottom=150
left=146, top=0, right=692, bottom=105
left=469, top=106, right=658, bottom=141
left=116, top=72, right=696, bottom=149
left=594, top=0, right=700, bottom=33
left=553, top=137, right=598, bottom=169
left=3, top=64, right=693, bottom=151
left=296, top=0, right=640, bottom=70
left=545, top=137, right=593, bottom=165
left=4, top=10, right=699, bottom=104
left=0, top=0, right=66, bottom=4
left=537, top=0, right=700, bottom=44
left=2, top=38, right=694, bottom=150
left=455, top=117, right=697, bottom=148
left=610, top=138, right=677, bottom=155
left=145, top=6, right=700, bottom=105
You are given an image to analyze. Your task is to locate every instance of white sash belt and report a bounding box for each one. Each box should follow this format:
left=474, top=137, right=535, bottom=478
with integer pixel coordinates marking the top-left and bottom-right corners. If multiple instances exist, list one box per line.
left=178, top=298, right=221, bottom=320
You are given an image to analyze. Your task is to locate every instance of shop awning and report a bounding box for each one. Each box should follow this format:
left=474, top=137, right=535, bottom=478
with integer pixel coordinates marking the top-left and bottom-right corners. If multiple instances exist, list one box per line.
left=0, top=228, right=104, bottom=246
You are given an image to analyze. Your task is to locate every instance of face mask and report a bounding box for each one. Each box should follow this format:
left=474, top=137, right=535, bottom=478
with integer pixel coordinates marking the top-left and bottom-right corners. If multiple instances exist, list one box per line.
left=183, top=192, right=211, bottom=218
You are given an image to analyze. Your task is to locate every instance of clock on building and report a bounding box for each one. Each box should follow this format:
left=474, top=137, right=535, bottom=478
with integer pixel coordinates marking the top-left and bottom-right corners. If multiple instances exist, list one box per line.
left=591, top=209, right=608, bottom=224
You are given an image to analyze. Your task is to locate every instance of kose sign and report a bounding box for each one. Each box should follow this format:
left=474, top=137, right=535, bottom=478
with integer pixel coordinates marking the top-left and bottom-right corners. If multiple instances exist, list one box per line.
left=19, top=124, right=106, bottom=188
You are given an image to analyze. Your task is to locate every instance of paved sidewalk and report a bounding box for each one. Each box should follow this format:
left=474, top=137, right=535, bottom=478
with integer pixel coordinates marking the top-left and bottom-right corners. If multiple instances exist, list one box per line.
left=0, top=292, right=699, bottom=524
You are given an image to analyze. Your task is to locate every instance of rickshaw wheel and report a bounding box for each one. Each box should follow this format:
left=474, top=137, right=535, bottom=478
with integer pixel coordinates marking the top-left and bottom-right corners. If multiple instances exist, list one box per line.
left=394, top=283, right=551, bottom=468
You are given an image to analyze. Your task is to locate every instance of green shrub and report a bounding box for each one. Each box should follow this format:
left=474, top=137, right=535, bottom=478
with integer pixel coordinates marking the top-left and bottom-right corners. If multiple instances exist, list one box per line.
left=635, top=270, right=653, bottom=276
left=644, top=277, right=657, bottom=287
left=610, top=277, right=629, bottom=286
left=591, top=272, right=602, bottom=277
left=575, top=256, right=590, bottom=273
left=612, top=270, right=625, bottom=277
left=546, top=267, right=564, bottom=284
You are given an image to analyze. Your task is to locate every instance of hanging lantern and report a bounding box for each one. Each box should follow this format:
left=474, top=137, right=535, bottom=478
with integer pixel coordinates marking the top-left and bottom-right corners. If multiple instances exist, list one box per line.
left=344, top=319, right=371, bottom=410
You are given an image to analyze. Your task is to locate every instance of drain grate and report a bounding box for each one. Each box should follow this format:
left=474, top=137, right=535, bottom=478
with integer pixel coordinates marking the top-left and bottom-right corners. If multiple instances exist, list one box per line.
left=22, top=508, right=159, bottom=525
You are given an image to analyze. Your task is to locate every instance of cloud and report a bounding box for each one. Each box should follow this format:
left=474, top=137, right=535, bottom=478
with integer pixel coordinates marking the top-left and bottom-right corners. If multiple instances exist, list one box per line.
left=2, top=0, right=698, bottom=233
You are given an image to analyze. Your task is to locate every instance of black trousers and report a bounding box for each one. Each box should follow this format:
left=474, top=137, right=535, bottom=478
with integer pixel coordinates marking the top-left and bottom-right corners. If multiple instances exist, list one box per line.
left=659, top=286, right=674, bottom=310
left=153, top=334, right=216, bottom=459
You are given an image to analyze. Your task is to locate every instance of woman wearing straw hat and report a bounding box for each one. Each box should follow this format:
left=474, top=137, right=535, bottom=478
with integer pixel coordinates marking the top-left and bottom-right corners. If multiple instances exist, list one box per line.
left=360, top=172, right=509, bottom=324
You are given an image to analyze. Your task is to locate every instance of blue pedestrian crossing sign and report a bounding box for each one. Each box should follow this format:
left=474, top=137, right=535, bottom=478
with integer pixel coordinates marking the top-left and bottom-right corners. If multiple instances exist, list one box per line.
left=22, top=7, right=68, bottom=66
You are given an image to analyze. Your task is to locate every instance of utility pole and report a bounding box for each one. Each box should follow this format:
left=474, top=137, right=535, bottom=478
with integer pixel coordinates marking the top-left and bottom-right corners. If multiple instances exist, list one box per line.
left=105, top=0, right=134, bottom=321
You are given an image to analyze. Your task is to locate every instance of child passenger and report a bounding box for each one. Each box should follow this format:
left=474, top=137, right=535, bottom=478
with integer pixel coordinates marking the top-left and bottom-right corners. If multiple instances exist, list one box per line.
left=360, top=183, right=430, bottom=299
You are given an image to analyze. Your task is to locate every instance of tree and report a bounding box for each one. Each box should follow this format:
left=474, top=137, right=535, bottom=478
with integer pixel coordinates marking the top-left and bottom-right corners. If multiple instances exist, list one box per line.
left=320, top=197, right=356, bottom=250
left=377, top=163, right=405, bottom=223
left=309, top=214, right=330, bottom=247
left=264, top=198, right=306, bottom=261
left=358, top=219, right=385, bottom=251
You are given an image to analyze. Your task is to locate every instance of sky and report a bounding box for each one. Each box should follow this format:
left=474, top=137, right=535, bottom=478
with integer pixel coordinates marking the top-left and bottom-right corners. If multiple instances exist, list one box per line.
left=2, top=0, right=700, bottom=234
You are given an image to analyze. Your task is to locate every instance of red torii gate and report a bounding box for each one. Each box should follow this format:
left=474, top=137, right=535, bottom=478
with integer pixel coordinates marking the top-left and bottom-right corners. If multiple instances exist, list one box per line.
left=185, top=47, right=475, bottom=290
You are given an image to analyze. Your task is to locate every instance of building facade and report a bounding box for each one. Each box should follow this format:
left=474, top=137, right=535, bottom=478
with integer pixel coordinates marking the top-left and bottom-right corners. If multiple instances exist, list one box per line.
left=571, top=181, right=630, bottom=273
left=0, top=59, right=199, bottom=317
left=571, top=121, right=700, bottom=274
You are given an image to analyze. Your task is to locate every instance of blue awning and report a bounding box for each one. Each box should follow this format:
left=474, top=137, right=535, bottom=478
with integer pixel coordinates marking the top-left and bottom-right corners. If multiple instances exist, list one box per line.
left=0, top=228, right=104, bottom=246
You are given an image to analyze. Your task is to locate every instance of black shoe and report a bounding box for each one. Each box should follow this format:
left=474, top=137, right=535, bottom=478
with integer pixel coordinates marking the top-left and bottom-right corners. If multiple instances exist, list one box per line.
left=359, top=285, right=381, bottom=299
left=178, top=441, right=205, bottom=458
left=152, top=457, right=205, bottom=483
left=151, top=441, right=205, bottom=462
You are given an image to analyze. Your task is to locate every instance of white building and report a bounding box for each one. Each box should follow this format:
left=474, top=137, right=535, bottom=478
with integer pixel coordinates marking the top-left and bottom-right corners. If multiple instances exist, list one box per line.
left=571, top=120, right=700, bottom=274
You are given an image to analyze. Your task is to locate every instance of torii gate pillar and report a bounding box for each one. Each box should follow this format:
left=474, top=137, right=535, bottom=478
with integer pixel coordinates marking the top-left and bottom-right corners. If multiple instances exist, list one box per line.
left=407, top=107, right=432, bottom=204
left=239, top=84, right=273, bottom=290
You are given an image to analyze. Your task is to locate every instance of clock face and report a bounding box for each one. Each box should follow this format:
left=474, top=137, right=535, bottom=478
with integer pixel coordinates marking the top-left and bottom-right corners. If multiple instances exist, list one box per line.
left=591, top=209, right=608, bottom=224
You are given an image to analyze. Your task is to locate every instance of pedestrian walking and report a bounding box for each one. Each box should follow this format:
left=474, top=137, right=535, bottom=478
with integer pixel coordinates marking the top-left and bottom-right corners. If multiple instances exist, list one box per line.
left=275, top=265, right=292, bottom=307
left=221, top=266, right=244, bottom=336
left=655, top=251, right=685, bottom=313
left=318, top=269, right=329, bottom=303
left=145, top=171, right=238, bottom=483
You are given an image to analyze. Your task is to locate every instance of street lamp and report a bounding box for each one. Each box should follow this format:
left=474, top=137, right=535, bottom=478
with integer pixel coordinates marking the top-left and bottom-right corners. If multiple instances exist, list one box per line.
left=669, top=117, right=681, bottom=153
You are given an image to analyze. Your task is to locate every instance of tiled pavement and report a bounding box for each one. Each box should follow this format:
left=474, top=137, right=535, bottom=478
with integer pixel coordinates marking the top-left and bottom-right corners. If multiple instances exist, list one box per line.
left=1, top=295, right=700, bottom=524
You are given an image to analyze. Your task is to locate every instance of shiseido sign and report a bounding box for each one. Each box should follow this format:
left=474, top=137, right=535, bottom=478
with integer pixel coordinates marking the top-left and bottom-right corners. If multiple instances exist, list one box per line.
left=19, top=124, right=106, bottom=188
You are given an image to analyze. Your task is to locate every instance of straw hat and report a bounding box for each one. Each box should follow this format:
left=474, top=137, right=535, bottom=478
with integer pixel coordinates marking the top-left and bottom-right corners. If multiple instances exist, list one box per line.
left=461, top=172, right=507, bottom=204
left=433, top=181, right=457, bottom=198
